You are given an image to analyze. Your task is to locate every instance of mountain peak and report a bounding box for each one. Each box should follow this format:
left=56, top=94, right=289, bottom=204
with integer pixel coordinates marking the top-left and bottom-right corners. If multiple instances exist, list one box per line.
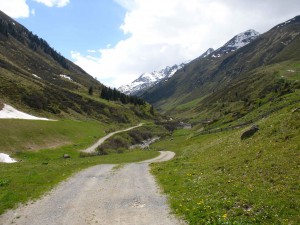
left=118, top=28, right=261, bottom=95
left=199, top=48, right=215, bottom=58
left=211, top=29, right=260, bottom=57
left=118, top=63, right=186, bottom=95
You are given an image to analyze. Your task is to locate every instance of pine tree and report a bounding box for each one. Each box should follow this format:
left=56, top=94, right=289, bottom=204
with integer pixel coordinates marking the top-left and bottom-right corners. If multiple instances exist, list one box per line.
left=150, top=105, right=155, bottom=115
left=88, top=86, right=93, bottom=95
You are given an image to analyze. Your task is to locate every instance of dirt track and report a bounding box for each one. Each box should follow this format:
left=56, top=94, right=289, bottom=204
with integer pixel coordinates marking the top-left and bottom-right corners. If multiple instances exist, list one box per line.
left=83, top=123, right=143, bottom=153
left=0, top=151, right=184, bottom=225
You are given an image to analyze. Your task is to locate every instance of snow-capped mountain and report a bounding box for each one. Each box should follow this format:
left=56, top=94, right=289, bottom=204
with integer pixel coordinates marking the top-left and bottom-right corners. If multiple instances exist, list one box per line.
left=118, top=63, right=186, bottom=95
left=119, top=29, right=260, bottom=96
left=199, top=48, right=215, bottom=58
left=211, top=29, right=260, bottom=57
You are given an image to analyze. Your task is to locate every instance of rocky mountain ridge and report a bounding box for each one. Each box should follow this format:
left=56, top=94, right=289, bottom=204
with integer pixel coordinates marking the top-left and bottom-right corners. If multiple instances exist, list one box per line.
left=141, top=15, right=300, bottom=126
left=119, top=29, right=260, bottom=96
left=118, top=63, right=186, bottom=96
left=211, top=29, right=260, bottom=58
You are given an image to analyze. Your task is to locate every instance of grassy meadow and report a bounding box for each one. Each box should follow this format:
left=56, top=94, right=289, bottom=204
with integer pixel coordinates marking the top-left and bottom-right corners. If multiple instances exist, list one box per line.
left=0, top=119, right=106, bottom=153
left=151, top=102, right=300, bottom=224
left=0, top=119, right=159, bottom=215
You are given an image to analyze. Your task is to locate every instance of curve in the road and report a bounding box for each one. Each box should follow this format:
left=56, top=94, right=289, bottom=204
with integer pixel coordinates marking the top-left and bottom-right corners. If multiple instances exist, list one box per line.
left=83, top=123, right=143, bottom=153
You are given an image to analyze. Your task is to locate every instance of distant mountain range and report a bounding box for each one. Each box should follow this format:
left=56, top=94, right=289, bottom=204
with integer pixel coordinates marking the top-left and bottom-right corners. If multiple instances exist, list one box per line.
left=118, top=63, right=187, bottom=96
left=140, top=15, right=300, bottom=125
left=118, top=29, right=260, bottom=96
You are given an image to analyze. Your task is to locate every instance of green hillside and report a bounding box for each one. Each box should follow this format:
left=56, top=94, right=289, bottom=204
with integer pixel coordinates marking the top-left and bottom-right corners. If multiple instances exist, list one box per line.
left=140, top=16, right=300, bottom=224
left=0, top=10, right=161, bottom=216
left=1, top=9, right=299, bottom=225
left=142, top=16, right=300, bottom=130
left=0, top=10, right=151, bottom=123
left=151, top=100, right=300, bottom=224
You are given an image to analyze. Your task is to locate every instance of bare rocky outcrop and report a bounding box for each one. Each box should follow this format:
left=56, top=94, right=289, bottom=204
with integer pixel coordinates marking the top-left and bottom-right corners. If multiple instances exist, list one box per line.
left=241, top=125, right=259, bottom=140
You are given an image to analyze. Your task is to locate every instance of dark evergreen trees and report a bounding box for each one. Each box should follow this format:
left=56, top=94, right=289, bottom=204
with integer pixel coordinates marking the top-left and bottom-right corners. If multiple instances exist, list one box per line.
left=0, top=16, right=68, bottom=69
left=88, top=86, right=93, bottom=95
left=100, top=86, right=145, bottom=106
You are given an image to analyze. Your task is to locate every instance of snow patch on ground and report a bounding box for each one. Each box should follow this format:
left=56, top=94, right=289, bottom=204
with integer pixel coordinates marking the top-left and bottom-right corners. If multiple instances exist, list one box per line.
left=32, top=74, right=41, bottom=79
left=60, top=74, right=73, bottom=81
left=287, top=69, right=295, bottom=73
left=0, top=104, right=53, bottom=120
left=0, top=153, right=17, bottom=163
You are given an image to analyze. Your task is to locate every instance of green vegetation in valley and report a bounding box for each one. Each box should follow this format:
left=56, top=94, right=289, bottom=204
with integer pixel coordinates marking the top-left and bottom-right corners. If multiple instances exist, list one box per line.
left=151, top=103, right=300, bottom=224
left=0, top=119, right=159, bottom=215
left=97, top=124, right=168, bottom=155
left=0, top=119, right=106, bottom=153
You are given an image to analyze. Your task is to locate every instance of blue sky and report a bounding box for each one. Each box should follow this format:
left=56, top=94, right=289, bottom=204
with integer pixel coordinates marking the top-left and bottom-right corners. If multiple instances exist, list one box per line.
left=0, top=0, right=300, bottom=87
left=16, top=0, right=127, bottom=59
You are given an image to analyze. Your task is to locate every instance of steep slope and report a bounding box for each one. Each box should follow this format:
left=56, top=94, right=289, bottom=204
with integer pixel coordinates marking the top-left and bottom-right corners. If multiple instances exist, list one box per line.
left=142, top=16, right=300, bottom=127
left=119, top=46, right=222, bottom=96
left=0, top=10, right=152, bottom=123
left=198, top=48, right=214, bottom=58
left=211, top=29, right=260, bottom=57
left=119, top=29, right=259, bottom=97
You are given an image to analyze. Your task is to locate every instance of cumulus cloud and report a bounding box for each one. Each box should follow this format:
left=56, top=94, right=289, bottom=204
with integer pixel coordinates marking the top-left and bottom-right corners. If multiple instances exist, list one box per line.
left=0, top=0, right=69, bottom=18
left=0, top=0, right=30, bottom=18
left=34, top=0, right=70, bottom=8
left=72, top=0, right=300, bottom=87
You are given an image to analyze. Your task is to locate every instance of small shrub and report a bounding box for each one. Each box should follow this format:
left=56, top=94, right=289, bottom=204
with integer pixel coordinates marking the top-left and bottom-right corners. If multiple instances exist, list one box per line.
left=0, top=179, right=10, bottom=187
left=97, top=147, right=109, bottom=155
left=79, top=152, right=98, bottom=158
left=116, top=148, right=125, bottom=154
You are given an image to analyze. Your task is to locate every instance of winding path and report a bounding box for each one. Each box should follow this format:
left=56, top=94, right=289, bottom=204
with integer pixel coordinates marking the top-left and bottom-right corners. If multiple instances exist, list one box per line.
left=83, top=123, right=143, bottom=153
left=0, top=151, right=184, bottom=225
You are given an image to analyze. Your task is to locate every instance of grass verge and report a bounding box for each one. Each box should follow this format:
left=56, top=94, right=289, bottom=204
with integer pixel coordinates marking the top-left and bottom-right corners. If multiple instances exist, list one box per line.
left=151, top=103, right=300, bottom=224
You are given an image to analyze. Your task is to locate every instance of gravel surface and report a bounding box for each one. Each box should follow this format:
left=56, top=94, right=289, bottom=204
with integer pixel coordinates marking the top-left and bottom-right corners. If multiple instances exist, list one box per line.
left=83, top=123, right=143, bottom=153
left=0, top=151, right=185, bottom=225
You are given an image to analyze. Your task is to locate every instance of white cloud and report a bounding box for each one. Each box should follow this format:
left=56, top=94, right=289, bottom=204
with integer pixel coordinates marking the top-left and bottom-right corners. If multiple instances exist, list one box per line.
left=34, top=0, right=70, bottom=7
left=72, top=0, right=299, bottom=87
left=0, top=0, right=69, bottom=18
left=0, top=0, right=30, bottom=18
left=87, top=49, right=97, bottom=53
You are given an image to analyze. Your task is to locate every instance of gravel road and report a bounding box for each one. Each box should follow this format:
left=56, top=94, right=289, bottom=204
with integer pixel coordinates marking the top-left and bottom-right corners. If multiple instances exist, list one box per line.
left=0, top=151, right=184, bottom=225
left=83, top=123, right=143, bottom=153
